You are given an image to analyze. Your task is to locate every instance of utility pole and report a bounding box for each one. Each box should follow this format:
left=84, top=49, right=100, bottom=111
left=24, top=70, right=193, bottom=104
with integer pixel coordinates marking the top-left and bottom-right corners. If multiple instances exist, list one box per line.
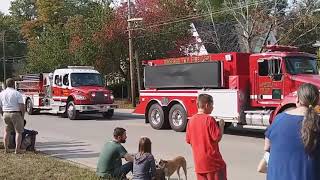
left=2, top=31, right=6, bottom=87
left=128, top=0, right=136, bottom=107
left=135, top=50, right=141, bottom=92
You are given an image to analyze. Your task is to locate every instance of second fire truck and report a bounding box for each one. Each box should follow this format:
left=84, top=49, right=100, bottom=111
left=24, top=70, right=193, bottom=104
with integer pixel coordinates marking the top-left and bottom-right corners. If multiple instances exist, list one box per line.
left=16, top=66, right=117, bottom=120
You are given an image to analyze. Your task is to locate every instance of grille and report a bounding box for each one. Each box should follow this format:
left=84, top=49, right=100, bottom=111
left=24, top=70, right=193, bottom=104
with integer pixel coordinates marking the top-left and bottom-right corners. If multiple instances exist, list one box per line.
left=92, top=91, right=105, bottom=104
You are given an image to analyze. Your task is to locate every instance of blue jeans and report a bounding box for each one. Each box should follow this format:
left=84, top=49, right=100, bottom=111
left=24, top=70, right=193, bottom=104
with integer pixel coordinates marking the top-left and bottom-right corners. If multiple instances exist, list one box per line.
left=112, top=162, right=133, bottom=179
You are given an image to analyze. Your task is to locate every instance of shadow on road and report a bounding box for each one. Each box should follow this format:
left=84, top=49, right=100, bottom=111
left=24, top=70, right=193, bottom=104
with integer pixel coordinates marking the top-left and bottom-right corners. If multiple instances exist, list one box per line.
left=31, top=112, right=144, bottom=121
left=76, top=113, right=144, bottom=121
left=37, top=141, right=100, bottom=159
left=224, top=127, right=265, bottom=139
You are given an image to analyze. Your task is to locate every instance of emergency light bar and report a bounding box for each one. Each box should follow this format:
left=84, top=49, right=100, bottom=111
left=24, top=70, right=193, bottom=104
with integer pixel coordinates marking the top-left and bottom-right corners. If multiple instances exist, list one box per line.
left=265, top=45, right=299, bottom=52
left=67, top=66, right=95, bottom=70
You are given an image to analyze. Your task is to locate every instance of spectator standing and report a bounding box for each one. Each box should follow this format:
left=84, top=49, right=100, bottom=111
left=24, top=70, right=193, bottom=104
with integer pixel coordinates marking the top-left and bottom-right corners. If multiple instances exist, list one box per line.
left=186, top=94, right=227, bottom=180
left=265, top=83, right=320, bottom=180
left=0, top=78, right=25, bottom=154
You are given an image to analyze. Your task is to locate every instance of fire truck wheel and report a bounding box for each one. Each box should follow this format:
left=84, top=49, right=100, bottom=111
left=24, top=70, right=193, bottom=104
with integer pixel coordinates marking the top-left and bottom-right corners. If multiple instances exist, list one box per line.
left=26, top=98, right=35, bottom=115
left=224, top=122, right=232, bottom=129
left=148, top=103, right=166, bottom=130
left=102, top=109, right=114, bottom=119
left=169, top=104, right=187, bottom=132
left=67, top=101, right=79, bottom=120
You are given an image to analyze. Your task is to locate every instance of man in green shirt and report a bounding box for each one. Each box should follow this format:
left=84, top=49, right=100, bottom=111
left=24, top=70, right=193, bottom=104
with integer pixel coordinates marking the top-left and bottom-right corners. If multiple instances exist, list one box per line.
left=96, top=127, right=133, bottom=179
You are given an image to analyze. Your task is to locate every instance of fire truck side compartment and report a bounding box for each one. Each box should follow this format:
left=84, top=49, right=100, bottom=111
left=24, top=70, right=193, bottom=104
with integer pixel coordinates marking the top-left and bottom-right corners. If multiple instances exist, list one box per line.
left=144, top=61, right=222, bottom=89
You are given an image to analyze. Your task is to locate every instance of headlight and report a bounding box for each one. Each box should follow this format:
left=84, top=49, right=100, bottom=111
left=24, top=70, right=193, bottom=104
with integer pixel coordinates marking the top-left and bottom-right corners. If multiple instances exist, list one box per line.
left=91, top=92, right=96, bottom=97
left=110, top=94, right=114, bottom=100
left=74, top=95, right=87, bottom=100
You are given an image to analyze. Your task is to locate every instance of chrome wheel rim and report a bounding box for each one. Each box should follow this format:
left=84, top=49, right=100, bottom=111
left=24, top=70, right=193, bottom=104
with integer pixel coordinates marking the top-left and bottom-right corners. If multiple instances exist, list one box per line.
left=172, top=110, right=183, bottom=127
left=26, top=100, right=32, bottom=112
left=151, top=109, right=161, bottom=125
left=68, top=104, right=74, bottom=118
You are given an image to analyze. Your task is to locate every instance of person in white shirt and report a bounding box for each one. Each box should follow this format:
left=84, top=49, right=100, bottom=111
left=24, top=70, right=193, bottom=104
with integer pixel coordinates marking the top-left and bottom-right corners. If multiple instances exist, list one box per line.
left=0, top=78, right=25, bottom=154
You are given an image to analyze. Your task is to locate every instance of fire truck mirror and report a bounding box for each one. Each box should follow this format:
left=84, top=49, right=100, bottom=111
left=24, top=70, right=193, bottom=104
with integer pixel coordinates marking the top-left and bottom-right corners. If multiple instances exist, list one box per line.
left=63, top=74, right=69, bottom=86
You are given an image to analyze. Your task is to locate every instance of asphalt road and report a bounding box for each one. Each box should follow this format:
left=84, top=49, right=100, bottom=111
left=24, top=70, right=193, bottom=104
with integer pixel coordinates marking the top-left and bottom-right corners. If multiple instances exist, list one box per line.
left=0, top=109, right=266, bottom=180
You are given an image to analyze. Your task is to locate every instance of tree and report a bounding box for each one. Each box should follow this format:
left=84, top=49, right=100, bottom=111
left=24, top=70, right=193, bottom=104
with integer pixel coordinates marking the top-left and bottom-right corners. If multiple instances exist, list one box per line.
left=0, top=13, right=26, bottom=80
left=9, top=0, right=37, bottom=23
left=222, top=0, right=288, bottom=52
left=276, top=0, right=320, bottom=53
left=95, top=0, right=196, bottom=79
left=21, top=0, right=114, bottom=73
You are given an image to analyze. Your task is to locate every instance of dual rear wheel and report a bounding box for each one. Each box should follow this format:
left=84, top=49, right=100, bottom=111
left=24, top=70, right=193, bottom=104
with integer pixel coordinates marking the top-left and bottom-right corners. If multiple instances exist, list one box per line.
left=147, top=103, right=187, bottom=132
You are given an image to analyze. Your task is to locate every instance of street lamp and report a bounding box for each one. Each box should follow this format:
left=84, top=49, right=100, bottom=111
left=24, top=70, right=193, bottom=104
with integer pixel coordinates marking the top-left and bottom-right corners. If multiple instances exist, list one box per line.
left=127, top=0, right=142, bottom=107
left=128, top=18, right=143, bottom=22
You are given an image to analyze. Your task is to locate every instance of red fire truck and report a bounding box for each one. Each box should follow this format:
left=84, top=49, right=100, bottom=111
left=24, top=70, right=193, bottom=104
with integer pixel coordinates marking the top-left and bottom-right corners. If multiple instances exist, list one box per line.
left=16, top=66, right=117, bottom=120
left=134, top=45, right=319, bottom=132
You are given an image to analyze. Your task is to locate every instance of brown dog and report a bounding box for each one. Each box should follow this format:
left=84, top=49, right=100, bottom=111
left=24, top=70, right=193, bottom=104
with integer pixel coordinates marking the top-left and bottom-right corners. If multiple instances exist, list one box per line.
left=158, top=156, right=187, bottom=180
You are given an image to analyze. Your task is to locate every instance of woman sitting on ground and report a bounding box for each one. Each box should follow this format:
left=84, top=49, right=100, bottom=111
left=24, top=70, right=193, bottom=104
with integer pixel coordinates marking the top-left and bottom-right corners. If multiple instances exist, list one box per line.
left=132, top=137, right=156, bottom=180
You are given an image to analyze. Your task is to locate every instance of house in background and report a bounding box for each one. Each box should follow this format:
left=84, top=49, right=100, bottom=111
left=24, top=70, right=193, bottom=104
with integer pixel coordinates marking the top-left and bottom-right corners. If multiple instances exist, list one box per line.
left=189, top=20, right=277, bottom=55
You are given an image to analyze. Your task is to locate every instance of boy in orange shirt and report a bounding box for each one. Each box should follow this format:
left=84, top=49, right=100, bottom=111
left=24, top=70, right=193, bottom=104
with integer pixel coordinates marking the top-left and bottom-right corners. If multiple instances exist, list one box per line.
left=186, top=94, right=226, bottom=180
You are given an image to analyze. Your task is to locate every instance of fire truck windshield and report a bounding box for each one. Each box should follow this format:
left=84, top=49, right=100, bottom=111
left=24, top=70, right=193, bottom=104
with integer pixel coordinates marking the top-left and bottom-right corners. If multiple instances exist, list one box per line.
left=285, top=56, right=318, bottom=75
left=70, top=73, right=104, bottom=87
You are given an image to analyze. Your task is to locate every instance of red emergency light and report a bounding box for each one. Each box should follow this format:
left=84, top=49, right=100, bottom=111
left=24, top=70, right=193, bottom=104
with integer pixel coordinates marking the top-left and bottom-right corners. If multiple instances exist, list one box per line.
left=265, top=45, right=299, bottom=52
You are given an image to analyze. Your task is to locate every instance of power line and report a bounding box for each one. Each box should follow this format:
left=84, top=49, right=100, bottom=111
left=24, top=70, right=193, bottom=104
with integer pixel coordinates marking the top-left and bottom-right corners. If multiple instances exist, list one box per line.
left=128, top=0, right=271, bottom=32
left=132, top=5, right=280, bottom=40
left=1, top=56, right=27, bottom=62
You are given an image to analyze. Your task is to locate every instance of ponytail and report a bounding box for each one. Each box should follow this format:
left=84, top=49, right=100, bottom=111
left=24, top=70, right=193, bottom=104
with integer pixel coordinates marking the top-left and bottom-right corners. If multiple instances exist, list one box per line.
left=298, top=83, right=320, bottom=156
left=301, top=105, right=320, bottom=156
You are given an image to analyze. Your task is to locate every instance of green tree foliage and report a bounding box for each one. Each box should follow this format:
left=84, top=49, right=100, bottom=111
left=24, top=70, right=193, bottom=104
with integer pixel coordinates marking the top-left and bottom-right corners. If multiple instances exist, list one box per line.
left=19, top=0, right=113, bottom=73
left=9, top=0, right=37, bottom=23
left=0, top=13, right=26, bottom=80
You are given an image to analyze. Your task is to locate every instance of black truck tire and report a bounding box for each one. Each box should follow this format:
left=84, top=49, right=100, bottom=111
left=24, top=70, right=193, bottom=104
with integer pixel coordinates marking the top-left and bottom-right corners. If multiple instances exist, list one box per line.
left=148, top=103, right=167, bottom=130
left=67, top=101, right=79, bottom=120
left=26, top=98, right=36, bottom=115
left=168, top=104, right=187, bottom=132
left=102, top=109, right=114, bottom=119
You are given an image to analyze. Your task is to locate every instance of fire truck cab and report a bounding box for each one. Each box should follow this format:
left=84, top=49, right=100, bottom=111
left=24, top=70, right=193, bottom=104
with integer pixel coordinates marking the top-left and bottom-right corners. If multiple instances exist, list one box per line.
left=134, top=45, right=319, bottom=132
left=16, top=66, right=117, bottom=120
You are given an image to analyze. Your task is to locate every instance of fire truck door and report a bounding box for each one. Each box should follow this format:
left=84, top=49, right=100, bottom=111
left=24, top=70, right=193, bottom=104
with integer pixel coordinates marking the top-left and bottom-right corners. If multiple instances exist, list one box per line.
left=256, top=58, right=284, bottom=105
left=62, top=74, right=71, bottom=96
left=53, top=74, right=63, bottom=98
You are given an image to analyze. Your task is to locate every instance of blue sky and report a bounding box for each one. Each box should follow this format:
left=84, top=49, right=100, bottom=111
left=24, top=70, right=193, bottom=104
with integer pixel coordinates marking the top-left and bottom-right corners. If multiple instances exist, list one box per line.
left=0, top=0, right=12, bottom=15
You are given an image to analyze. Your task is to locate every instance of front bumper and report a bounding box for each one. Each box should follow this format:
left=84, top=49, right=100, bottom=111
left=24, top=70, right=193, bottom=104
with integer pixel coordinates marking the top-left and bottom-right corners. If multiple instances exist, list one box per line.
left=75, top=104, right=118, bottom=112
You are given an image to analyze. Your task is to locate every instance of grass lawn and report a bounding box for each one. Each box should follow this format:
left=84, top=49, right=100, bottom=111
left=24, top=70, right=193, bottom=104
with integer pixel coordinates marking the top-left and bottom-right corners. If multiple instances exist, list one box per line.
left=0, top=143, right=100, bottom=180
